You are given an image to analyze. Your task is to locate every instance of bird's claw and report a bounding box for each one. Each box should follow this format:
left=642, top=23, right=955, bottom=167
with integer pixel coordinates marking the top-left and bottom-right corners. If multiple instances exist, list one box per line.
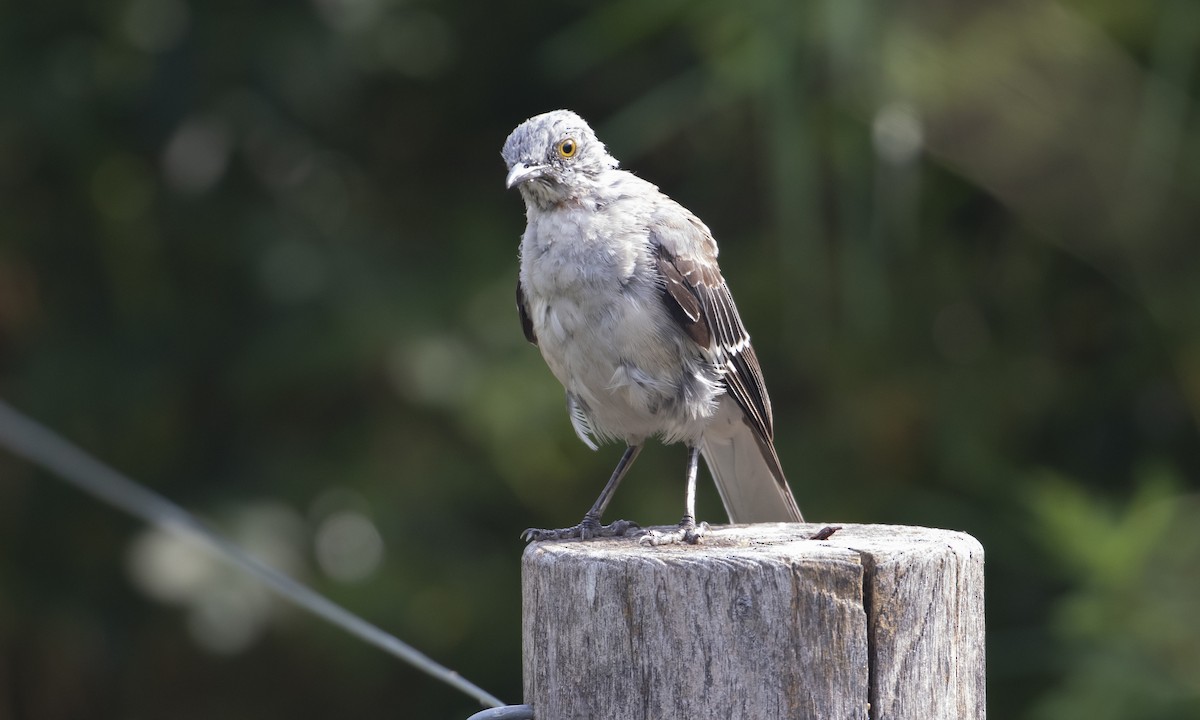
left=521, top=518, right=641, bottom=543
left=639, top=517, right=709, bottom=546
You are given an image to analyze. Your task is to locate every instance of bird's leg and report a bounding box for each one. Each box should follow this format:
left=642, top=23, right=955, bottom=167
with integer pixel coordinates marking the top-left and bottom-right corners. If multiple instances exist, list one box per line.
left=641, top=445, right=708, bottom=546
left=521, top=445, right=643, bottom=542
left=676, top=444, right=706, bottom=542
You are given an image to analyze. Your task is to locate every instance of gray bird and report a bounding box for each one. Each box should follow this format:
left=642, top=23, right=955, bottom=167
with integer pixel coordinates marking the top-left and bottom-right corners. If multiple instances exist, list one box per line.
left=503, top=109, right=803, bottom=544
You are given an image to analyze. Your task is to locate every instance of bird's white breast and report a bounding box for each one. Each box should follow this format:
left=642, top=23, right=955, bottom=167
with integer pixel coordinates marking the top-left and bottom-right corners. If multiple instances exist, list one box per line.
left=519, top=204, right=721, bottom=445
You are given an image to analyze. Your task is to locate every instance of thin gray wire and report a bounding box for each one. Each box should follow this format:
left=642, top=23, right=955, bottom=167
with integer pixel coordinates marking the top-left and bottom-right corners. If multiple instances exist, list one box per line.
left=466, top=705, right=534, bottom=720
left=0, top=399, right=505, bottom=710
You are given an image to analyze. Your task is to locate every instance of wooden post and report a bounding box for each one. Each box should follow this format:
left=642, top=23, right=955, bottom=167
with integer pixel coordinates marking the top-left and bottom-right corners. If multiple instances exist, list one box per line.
left=522, top=523, right=984, bottom=720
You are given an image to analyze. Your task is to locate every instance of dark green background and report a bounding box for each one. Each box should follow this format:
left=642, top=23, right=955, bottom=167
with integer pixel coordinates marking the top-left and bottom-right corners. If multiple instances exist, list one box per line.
left=2, top=0, right=1198, bottom=717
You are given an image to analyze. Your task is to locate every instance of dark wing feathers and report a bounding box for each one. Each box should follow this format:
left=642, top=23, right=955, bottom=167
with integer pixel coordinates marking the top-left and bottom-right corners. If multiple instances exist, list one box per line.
left=516, top=281, right=537, bottom=346
left=652, top=223, right=775, bottom=442
left=657, top=251, right=710, bottom=347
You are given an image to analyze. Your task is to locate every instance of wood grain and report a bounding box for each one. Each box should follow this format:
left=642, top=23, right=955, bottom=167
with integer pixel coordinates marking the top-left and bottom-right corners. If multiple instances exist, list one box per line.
left=522, top=523, right=984, bottom=720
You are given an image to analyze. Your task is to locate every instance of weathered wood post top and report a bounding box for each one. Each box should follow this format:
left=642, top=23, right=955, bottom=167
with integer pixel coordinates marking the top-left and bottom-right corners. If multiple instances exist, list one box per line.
left=522, top=523, right=985, bottom=720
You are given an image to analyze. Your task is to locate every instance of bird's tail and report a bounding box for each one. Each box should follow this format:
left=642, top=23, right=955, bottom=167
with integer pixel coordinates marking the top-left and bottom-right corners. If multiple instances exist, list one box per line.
left=699, top=401, right=804, bottom=524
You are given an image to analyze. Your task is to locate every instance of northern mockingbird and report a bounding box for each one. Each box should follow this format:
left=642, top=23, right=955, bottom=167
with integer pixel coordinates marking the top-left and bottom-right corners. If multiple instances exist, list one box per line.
left=503, top=109, right=803, bottom=544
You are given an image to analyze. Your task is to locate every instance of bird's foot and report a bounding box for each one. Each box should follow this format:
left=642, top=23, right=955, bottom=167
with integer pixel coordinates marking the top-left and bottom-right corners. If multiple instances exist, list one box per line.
left=521, top=516, right=640, bottom=543
left=639, top=516, right=709, bottom=546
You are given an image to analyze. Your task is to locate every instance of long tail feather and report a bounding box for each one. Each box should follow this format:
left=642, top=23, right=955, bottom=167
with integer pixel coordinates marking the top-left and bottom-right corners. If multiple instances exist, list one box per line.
left=699, top=400, right=803, bottom=523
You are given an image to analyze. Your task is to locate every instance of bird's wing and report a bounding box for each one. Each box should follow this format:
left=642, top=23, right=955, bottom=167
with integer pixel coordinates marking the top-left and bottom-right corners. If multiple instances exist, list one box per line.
left=650, top=206, right=803, bottom=523
left=516, top=280, right=537, bottom=346
left=650, top=210, right=774, bottom=442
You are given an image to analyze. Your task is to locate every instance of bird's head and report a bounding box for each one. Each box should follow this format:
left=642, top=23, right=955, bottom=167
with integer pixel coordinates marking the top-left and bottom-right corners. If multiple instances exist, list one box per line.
left=501, top=110, right=618, bottom=208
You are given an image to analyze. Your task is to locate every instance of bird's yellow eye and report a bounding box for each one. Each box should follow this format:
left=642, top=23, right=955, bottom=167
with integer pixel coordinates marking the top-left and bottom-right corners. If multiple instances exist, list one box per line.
left=557, top=138, right=578, bottom=158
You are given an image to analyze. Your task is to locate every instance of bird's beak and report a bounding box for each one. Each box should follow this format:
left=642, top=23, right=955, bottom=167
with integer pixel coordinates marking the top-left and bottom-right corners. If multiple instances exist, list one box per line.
left=505, top=162, right=546, bottom=189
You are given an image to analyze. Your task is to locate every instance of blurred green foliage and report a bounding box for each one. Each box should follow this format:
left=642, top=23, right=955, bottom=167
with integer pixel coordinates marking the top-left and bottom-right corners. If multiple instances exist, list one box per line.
left=1, top=0, right=1198, bottom=717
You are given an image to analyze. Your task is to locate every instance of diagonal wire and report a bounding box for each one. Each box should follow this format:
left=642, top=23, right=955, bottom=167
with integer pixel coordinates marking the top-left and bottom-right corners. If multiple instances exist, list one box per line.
left=467, top=705, right=534, bottom=720
left=0, top=399, right=506, bottom=710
